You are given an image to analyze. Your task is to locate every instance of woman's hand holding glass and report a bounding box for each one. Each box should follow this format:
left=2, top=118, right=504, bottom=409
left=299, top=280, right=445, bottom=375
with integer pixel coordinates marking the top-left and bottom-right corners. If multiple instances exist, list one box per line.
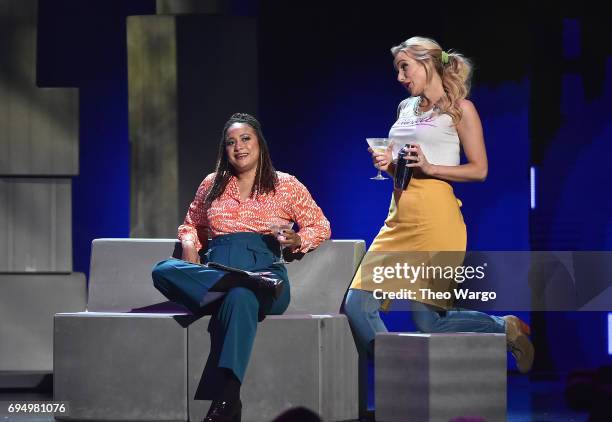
left=268, top=222, right=300, bottom=264
left=277, top=227, right=301, bottom=250
left=181, top=239, right=200, bottom=264
left=368, top=143, right=394, bottom=173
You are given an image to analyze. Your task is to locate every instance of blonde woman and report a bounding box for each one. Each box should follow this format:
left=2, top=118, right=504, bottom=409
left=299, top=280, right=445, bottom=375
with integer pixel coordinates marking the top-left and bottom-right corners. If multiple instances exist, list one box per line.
left=344, top=36, right=534, bottom=374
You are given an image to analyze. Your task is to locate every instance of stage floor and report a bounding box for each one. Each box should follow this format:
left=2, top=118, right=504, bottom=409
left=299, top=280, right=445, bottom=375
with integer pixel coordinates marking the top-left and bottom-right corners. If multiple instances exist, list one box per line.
left=0, top=373, right=591, bottom=421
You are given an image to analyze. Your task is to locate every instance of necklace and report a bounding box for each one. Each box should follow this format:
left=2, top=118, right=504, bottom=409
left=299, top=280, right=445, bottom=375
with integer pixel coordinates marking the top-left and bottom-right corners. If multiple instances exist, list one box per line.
left=413, top=96, right=423, bottom=115
left=413, top=96, right=440, bottom=116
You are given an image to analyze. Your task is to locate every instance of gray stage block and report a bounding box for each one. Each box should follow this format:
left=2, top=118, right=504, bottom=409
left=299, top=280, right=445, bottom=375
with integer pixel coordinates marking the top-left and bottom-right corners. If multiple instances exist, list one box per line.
left=286, top=239, right=365, bottom=315
left=0, top=0, right=79, bottom=176
left=317, top=314, right=360, bottom=419
left=54, top=313, right=188, bottom=421
left=375, top=333, right=507, bottom=422
left=188, top=314, right=358, bottom=422
left=0, top=178, right=72, bottom=272
left=55, top=238, right=362, bottom=420
left=128, top=15, right=179, bottom=239
left=0, top=273, right=86, bottom=372
left=87, top=238, right=364, bottom=314
left=0, top=86, right=79, bottom=176
left=87, top=238, right=188, bottom=312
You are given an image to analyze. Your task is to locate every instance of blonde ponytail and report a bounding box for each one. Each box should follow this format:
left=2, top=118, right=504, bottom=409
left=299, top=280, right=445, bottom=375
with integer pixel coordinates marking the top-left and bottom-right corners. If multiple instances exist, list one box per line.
left=391, top=36, right=473, bottom=125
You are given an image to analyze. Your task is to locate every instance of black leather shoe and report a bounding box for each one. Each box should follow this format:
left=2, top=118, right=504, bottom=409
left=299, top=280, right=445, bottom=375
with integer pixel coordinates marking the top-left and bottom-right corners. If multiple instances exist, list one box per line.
left=203, top=399, right=242, bottom=422
left=250, top=273, right=284, bottom=299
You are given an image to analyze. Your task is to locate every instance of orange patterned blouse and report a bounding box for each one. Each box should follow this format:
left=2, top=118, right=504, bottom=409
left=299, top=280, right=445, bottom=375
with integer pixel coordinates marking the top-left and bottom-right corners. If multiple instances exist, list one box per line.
left=178, top=171, right=331, bottom=253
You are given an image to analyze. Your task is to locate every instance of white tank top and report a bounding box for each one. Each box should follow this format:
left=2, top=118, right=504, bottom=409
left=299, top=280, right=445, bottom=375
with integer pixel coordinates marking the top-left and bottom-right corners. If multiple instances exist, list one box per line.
left=389, top=97, right=460, bottom=165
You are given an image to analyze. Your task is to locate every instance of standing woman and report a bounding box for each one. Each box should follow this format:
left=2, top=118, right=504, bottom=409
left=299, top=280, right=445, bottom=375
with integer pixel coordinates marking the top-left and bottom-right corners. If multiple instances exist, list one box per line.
left=152, top=113, right=330, bottom=422
left=344, top=36, right=534, bottom=373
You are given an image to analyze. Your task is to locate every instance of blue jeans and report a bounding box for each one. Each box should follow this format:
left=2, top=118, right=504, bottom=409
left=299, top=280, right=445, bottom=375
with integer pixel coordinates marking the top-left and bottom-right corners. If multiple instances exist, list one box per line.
left=344, top=288, right=505, bottom=356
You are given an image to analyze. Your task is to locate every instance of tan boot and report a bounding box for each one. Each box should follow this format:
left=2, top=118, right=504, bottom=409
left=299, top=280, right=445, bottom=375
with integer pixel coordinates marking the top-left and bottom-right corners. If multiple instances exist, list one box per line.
left=502, top=315, right=534, bottom=373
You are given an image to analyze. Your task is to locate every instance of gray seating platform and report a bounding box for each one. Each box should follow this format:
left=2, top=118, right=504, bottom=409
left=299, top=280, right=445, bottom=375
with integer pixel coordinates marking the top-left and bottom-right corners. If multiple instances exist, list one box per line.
left=54, top=238, right=364, bottom=421
left=375, top=332, right=507, bottom=422
left=54, top=313, right=188, bottom=422
left=188, top=314, right=357, bottom=422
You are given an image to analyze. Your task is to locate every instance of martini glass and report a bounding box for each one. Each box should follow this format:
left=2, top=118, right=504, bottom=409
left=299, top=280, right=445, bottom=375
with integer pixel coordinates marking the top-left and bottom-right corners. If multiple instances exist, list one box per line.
left=270, top=222, right=295, bottom=264
left=366, top=138, right=391, bottom=180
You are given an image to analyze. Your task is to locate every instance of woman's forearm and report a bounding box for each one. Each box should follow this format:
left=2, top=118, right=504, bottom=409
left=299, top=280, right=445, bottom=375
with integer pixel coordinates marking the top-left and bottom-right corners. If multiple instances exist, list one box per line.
left=427, top=162, right=487, bottom=182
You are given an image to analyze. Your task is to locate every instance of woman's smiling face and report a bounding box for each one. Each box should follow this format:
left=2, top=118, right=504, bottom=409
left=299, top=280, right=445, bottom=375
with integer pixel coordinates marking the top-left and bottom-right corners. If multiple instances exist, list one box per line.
left=224, top=122, right=261, bottom=174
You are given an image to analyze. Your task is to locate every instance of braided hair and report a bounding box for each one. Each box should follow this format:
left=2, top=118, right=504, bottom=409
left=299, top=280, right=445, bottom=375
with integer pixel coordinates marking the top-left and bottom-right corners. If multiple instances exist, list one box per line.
left=204, top=113, right=278, bottom=208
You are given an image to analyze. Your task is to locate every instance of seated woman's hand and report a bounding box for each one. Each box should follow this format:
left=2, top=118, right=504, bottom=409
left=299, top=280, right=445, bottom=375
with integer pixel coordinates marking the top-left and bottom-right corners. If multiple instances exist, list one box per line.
left=277, top=229, right=302, bottom=251
left=181, top=240, right=200, bottom=264
left=368, top=144, right=393, bottom=172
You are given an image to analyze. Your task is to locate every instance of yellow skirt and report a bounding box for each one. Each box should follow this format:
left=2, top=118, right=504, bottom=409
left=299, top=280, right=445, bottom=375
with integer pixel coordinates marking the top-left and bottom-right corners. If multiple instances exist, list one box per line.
left=350, top=177, right=467, bottom=309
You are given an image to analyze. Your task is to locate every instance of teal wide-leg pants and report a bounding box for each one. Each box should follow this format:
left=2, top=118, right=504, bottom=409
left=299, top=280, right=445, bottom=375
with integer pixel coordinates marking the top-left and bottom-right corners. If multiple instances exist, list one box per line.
left=151, top=232, right=290, bottom=398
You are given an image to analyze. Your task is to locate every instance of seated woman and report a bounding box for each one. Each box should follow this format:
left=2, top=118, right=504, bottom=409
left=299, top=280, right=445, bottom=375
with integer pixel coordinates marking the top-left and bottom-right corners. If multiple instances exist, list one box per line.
left=152, top=113, right=330, bottom=422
